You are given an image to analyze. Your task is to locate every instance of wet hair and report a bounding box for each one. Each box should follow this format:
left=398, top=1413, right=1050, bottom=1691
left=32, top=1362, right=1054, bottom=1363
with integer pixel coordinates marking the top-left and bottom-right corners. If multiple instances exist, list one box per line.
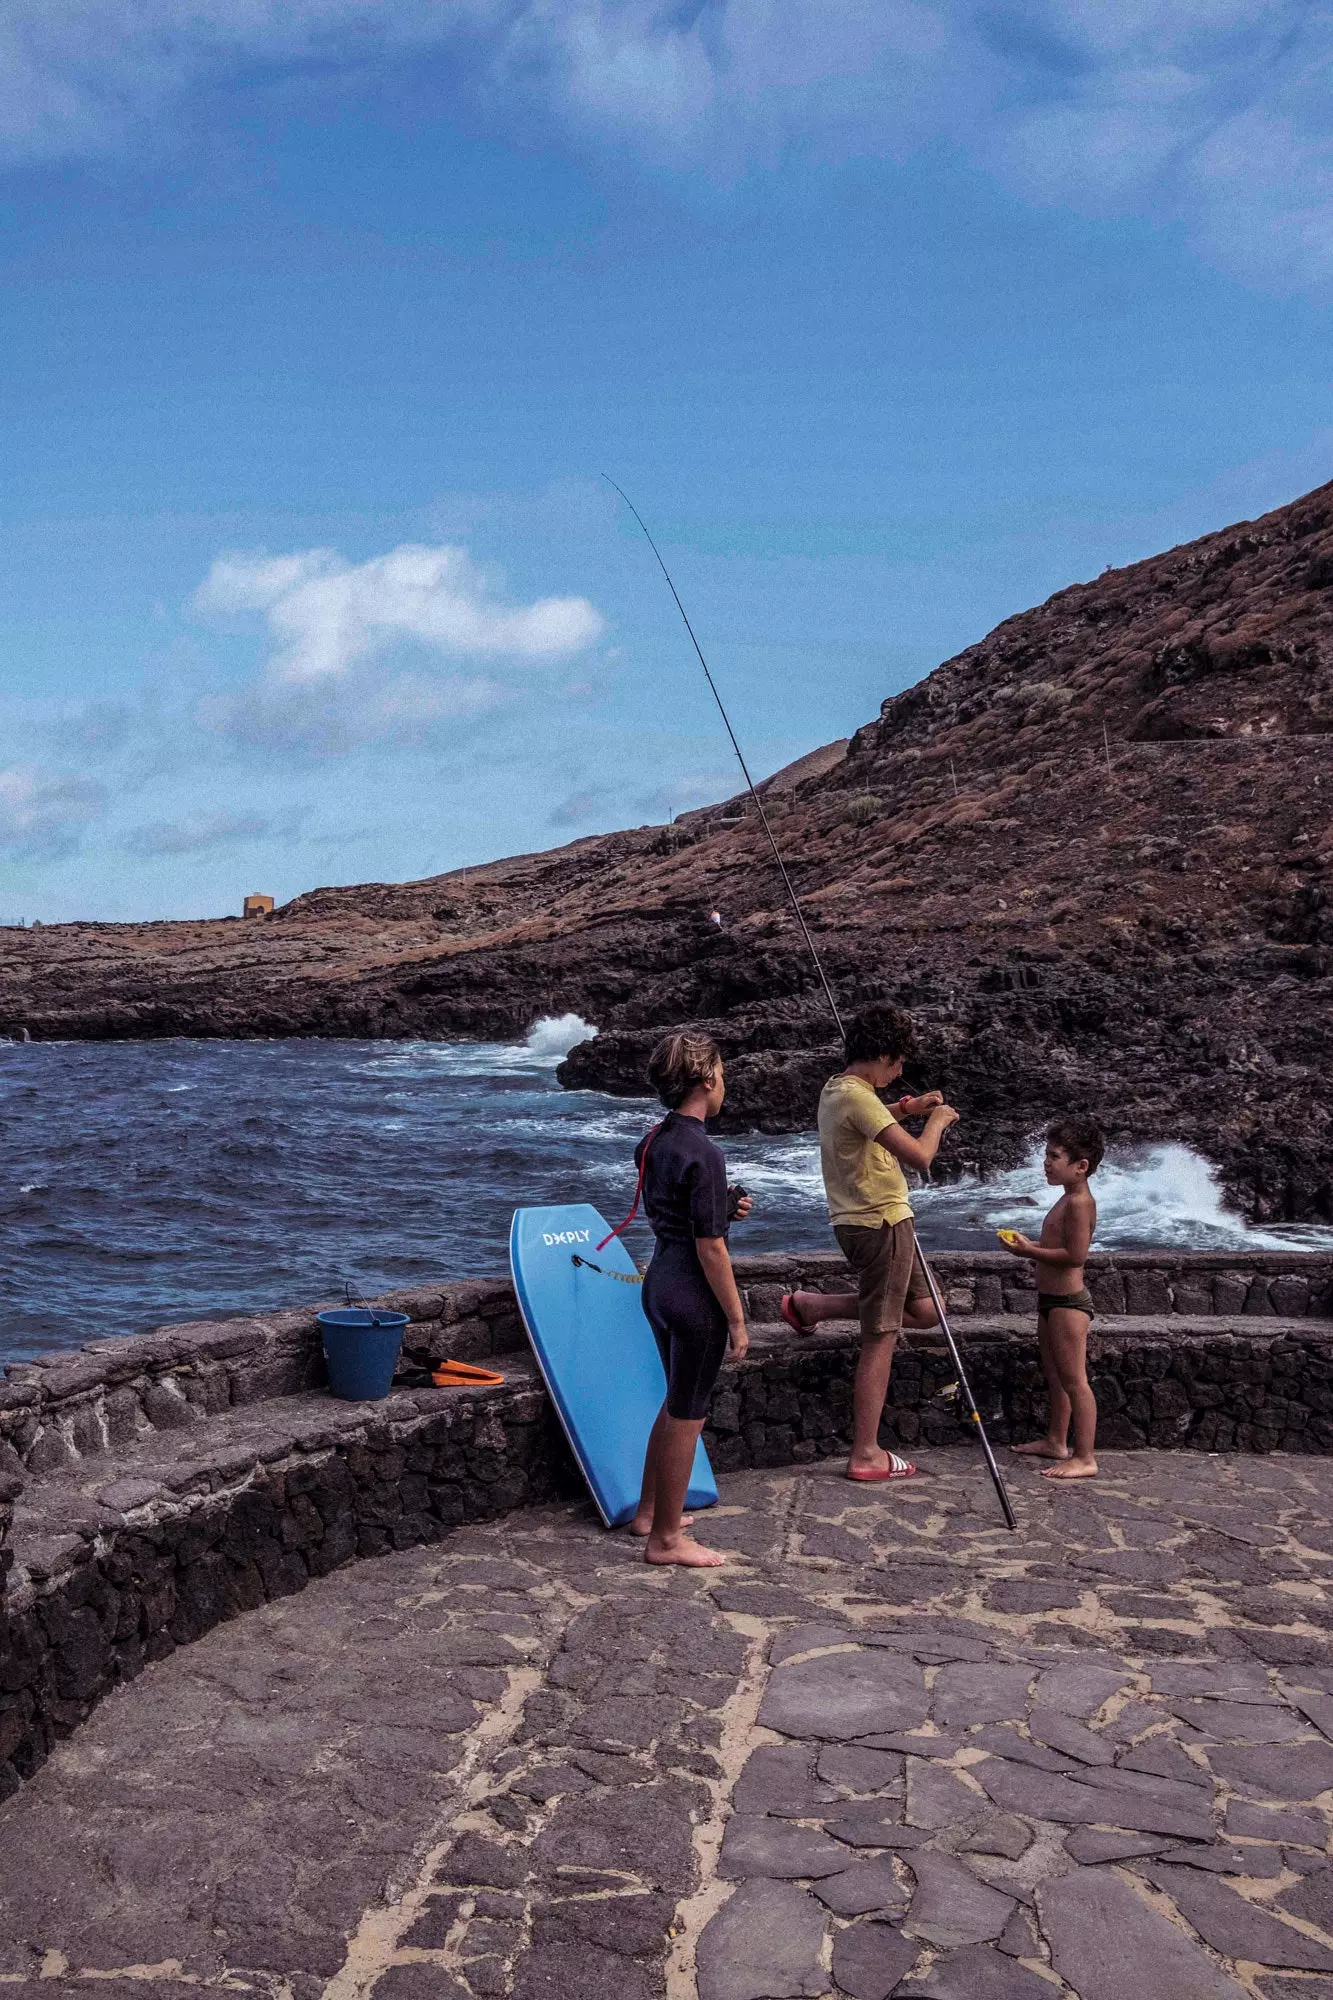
left=647, top=1031, right=722, bottom=1109
left=843, top=1004, right=916, bottom=1067
left=1046, top=1117, right=1106, bottom=1175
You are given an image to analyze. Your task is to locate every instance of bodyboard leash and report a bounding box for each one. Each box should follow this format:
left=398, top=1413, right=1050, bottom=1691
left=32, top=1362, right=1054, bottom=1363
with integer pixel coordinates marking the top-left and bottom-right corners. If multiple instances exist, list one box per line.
left=594, top=1120, right=660, bottom=1252
left=572, top=1253, right=644, bottom=1286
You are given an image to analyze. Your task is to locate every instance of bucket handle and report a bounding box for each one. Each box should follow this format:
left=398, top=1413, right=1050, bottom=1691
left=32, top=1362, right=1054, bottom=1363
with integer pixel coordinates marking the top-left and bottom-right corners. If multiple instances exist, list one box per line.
left=342, top=1277, right=399, bottom=1328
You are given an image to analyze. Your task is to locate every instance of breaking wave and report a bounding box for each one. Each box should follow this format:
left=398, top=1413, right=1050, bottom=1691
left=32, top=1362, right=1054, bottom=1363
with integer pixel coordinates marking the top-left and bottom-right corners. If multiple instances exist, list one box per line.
left=524, top=1013, right=597, bottom=1060
left=919, top=1140, right=1333, bottom=1254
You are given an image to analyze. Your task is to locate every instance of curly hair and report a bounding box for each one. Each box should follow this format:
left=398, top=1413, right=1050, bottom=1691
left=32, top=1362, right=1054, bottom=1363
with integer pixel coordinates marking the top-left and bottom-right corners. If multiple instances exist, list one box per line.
left=1046, top=1117, right=1106, bottom=1175
left=647, top=1031, right=722, bottom=1109
left=843, top=1004, right=916, bottom=1066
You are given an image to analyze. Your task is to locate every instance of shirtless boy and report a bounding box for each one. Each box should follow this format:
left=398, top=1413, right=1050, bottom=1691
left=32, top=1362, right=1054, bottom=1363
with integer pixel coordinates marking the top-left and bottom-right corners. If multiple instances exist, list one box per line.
left=1002, top=1117, right=1105, bottom=1481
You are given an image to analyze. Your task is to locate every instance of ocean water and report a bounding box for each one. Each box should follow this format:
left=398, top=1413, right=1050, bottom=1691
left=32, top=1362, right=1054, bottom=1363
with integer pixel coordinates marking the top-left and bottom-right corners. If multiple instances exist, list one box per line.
left=2, top=1019, right=1329, bottom=1367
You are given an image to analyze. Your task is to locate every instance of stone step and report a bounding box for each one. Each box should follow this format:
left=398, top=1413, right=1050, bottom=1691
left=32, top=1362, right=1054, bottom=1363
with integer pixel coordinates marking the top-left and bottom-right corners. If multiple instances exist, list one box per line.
left=7, top=1255, right=1329, bottom=1506
left=748, top=1312, right=1333, bottom=1347
left=8, top=1354, right=550, bottom=1584
left=12, top=1310, right=1333, bottom=1580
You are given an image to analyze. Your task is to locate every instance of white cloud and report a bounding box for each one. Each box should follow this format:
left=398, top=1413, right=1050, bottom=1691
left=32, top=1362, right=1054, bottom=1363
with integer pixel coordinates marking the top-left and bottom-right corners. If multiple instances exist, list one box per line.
left=1, top=2, right=1332, bottom=283
left=0, top=764, right=105, bottom=856
left=191, top=538, right=605, bottom=751
left=0, top=1, right=454, bottom=161
left=546, top=2, right=1333, bottom=286
left=195, top=542, right=604, bottom=684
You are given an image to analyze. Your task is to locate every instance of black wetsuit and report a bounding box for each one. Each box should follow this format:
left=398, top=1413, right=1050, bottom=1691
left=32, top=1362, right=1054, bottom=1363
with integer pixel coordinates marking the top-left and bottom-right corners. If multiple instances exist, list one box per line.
left=636, top=1111, right=730, bottom=1421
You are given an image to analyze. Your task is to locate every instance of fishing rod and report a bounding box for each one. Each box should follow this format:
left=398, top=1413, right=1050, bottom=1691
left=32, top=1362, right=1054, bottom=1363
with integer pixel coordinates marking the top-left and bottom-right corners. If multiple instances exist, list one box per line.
left=608, top=476, right=1017, bottom=1534
left=604, top=477, right=845, bottom=1037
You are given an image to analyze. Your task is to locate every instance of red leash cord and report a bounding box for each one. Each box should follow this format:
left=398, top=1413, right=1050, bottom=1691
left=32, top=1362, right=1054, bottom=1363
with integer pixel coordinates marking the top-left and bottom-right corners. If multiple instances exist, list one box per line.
left=595, top=1121, right=661, bottom=1251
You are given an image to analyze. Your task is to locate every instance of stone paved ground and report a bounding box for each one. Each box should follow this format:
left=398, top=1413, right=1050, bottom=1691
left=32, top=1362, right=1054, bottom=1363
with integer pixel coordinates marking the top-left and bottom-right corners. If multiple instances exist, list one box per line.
left=6, top=1449, right=1333, bottom=1997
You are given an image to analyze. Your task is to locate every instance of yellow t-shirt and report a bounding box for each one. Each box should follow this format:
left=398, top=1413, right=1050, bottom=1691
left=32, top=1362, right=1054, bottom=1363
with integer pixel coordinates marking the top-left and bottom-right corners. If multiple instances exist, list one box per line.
left=818, top=1072, right=913, bottom=1227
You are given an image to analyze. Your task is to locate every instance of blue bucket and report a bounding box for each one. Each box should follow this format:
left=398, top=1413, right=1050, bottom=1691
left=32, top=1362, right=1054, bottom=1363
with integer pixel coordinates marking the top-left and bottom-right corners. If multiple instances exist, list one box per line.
left=317, top=1308, right=409, bottom=1401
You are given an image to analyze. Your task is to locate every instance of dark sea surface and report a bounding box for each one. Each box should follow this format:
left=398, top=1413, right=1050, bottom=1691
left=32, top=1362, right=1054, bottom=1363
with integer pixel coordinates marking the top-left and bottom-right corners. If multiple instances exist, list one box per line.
left=4, top=1019, right=1329, bottom=1367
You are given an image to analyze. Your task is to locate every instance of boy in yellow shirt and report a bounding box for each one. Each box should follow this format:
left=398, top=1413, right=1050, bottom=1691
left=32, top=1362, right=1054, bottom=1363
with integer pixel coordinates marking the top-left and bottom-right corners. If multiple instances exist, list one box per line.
left=782, top=1005, right=958, bottom=1482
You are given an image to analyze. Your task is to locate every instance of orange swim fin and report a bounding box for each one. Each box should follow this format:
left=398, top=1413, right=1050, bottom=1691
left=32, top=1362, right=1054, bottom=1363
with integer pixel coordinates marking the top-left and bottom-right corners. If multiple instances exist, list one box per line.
left=431, top=1359, right=505, bottom=1388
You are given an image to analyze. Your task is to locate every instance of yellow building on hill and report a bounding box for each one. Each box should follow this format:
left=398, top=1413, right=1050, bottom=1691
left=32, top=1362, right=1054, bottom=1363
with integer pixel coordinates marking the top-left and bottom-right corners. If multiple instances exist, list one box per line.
left=242, top=894, right=274, bottom=919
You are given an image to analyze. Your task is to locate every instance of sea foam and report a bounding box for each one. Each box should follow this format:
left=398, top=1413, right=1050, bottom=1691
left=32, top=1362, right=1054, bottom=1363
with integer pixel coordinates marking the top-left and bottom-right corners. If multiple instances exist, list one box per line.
left=524, top=1014, right=598, bottom=1060
left=929, top=1139, right=1333, bottom=1253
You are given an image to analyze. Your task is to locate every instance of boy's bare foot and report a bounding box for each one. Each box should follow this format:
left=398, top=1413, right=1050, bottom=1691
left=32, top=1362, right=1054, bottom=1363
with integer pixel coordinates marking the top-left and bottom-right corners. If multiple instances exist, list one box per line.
left=644, top=1535, right=727, bottom=1567
left=1042, top=1457, right=1098, bottom=1480
left=1013, top=1439, right=1071, bottom=1460
left=628, top=1512, right=693, bottom=1536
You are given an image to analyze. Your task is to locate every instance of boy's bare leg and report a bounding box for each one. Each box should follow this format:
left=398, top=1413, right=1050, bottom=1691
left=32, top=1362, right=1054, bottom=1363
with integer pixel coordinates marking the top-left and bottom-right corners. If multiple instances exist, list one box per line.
left=850, top=1328, right=899, bottom=1474
left=1013, top=1319, right=1072, bottom=1460
left=645, top=1414, right=727, bottom=1566
left=787, top=1288, right=858, bottom=1328
left=1041, top=1308, right=1097, bottom=1479
left=791, top=1292, right=938, bottom=1331
left=629, top=1403, right=693, bottom=1534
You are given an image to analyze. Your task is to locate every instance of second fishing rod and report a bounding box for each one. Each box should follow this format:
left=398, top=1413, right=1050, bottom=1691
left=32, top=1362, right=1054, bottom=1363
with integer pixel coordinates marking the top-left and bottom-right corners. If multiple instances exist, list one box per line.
left=607, top=476, right=1017, bottom=1534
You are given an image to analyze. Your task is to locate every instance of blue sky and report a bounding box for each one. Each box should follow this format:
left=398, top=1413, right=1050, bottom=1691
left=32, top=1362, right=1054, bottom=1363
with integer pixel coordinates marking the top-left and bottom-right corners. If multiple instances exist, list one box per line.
left=2, top=2, right=1331, bottom=921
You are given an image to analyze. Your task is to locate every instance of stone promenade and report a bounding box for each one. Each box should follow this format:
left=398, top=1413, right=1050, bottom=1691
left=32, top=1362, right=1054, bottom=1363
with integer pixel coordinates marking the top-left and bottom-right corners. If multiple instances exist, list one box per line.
left=6, top=1448, right=1333, bottom=1999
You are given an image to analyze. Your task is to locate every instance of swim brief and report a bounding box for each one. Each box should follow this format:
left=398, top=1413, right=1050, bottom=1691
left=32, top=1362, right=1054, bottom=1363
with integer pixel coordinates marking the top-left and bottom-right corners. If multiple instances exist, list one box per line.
left=1037, top=1288, right=1096, bottom=1319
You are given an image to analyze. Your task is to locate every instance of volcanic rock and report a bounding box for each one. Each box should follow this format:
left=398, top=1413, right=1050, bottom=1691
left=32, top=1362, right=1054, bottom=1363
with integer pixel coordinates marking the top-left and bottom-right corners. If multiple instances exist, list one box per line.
left=4, top=482, right=1332, bottom=1215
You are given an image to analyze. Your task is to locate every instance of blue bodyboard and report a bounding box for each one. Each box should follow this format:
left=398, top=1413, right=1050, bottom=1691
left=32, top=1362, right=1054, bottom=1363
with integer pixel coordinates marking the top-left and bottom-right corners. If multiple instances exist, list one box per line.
left=509, top=1203, right=719, bottom=1528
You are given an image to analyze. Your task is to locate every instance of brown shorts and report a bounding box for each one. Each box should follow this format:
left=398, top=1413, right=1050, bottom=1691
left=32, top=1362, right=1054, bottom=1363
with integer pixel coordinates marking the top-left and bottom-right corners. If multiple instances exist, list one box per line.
left=833, top=1219, right=931, bottom=1339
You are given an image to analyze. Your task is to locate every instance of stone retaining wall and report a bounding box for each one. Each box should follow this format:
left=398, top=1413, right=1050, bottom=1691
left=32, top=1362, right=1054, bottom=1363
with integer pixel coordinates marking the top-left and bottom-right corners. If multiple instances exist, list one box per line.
left=4, top=1252, right=1330, bottom=1485
left=725, top=1317, right=1333, bottom=1466
left=738, top=1247, right=1333, bottom=1329
left=0, top=1277, right=524, bottom=1480
left=5, top=1314, right=1333, bottom=1798
left=2, top=1249, right=1331, bottom=1580
left=3, top=1250, right=1333, bottom=1799
left=0, top=1372, right=574, bottom=1800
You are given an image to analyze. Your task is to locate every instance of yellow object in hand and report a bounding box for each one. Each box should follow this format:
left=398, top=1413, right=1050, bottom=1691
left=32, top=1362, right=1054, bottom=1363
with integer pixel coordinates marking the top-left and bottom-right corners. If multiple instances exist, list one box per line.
left=996, top=1228, right=1021, bottom=1247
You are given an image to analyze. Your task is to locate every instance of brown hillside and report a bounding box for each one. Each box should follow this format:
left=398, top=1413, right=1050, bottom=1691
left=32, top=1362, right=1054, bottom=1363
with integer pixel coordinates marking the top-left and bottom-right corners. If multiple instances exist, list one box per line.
left=3, top=481, right=1331, bottom=1218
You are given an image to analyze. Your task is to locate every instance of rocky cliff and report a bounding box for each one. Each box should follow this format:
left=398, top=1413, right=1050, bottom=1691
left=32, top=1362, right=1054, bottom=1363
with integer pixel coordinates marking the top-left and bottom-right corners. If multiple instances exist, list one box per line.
left=3, top=481, right=1331, bottom=1219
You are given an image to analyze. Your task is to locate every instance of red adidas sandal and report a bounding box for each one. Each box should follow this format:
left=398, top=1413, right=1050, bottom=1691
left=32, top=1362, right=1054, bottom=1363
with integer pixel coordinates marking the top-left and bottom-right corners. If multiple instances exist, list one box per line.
left=847, top=1452, right=917, bottom=1483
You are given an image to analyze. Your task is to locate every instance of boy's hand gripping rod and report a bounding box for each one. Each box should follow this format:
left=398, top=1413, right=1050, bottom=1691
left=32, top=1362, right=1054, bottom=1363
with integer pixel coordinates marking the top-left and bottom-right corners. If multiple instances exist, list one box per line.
left=608, top=476, right=1018, bottom=1533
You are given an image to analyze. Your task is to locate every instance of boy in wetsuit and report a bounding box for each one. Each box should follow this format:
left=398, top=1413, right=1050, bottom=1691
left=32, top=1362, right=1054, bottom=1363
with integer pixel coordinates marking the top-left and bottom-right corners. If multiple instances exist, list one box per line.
left=631, top=1031, right=750, bottom=1567
left=1003, top=1117, right=1105, bottom=1481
